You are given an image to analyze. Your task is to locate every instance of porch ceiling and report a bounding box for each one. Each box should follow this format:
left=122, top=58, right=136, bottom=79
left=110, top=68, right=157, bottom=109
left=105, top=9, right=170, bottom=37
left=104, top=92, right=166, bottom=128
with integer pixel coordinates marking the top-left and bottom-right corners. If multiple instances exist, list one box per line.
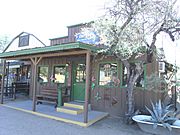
left=0, top=42, right=100, bottom=60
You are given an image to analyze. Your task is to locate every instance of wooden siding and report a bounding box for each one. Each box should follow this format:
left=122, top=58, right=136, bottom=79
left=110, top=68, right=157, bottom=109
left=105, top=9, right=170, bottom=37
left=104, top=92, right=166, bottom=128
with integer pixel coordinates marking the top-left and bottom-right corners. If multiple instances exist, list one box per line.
left=29, top=54, right=164, bottom=117
left=91, top=56, right=164, bottom=117
left=50, top=24, right=86, bottom=45
left=30, top=55, right=86, bottom=99
left=37, top=56, right=69, bottom=95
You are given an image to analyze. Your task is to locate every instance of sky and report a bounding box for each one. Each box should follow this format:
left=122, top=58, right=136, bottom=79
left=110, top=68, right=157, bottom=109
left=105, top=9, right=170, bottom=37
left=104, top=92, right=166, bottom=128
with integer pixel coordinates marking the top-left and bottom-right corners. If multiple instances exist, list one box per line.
left=0, top=0, right=106, bottom=44
left=0, top=0, right=180, bottom=66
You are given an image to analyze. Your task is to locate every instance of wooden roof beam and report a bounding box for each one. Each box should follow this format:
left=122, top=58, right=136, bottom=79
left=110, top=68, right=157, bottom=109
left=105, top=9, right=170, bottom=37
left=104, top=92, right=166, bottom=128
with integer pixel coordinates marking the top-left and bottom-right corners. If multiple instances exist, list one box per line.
left=3, top=50, right=89, bottom=60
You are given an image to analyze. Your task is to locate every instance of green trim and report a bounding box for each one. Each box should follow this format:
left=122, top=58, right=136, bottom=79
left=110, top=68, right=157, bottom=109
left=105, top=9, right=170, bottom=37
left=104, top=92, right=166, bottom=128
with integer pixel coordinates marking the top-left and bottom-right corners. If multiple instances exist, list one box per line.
left=143, top=64, right=147, bottom=90
left=72, top=62, right=86, bottom=101
left=71, top=62, right=75, bottom=101
left=58, top=84, right=62, bottom=107
left=0, top=42, right=101, bottom=58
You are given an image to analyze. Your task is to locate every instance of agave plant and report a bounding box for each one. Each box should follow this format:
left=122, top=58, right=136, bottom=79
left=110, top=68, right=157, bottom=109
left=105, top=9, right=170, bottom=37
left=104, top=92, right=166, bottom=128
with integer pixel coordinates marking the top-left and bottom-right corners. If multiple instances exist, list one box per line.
left=145, top=100, right=179, bottom=131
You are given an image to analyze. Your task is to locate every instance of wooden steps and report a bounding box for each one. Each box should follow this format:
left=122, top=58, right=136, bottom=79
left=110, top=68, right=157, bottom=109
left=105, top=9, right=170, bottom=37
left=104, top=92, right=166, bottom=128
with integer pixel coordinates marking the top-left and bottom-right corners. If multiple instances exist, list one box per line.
left=64, top=102, right=84, bottom=109
left=57, top=102, right=85, bottom=115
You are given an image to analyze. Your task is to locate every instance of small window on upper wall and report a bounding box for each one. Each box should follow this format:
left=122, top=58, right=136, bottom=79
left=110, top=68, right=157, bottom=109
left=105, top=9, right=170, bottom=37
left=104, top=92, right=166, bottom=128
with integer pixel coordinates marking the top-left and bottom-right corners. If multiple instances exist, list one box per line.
left=122, top=64, right=145, bottom=87
left=19, top=35, right=30, bottom=47
left=99, top=63, right=118, bottom=86
left=38, top=66, right=48, bottom=83
left=53, top=65, right=66, bottom=83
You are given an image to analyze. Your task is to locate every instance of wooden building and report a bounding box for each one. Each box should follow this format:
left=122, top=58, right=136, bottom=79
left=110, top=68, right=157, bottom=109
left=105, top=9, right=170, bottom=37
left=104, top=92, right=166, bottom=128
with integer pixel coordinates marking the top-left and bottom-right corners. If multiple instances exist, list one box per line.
left=0, top=24, right=165, bottom=123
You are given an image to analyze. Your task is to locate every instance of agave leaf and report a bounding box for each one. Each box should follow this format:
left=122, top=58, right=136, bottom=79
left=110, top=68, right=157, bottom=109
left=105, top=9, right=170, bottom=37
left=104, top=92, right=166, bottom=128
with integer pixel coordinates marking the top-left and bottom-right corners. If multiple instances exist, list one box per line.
left=165, top=117, right=177, bottom=121
left=158, top=100, right=162, bottom=117
left=163, top=123, right=172, bottom=131
left=162, top=111, right=174, bottom=120
left=165, top=104, right=174, bottom=111
left=165, top=118, right=177, bottom=125
left=150, top=101, right=159, bottom=121
left=153, top=123, right=158, bottom=129
left=145, top=106, right=156, bottom=120
left=162, top=123, right=166, bottom=128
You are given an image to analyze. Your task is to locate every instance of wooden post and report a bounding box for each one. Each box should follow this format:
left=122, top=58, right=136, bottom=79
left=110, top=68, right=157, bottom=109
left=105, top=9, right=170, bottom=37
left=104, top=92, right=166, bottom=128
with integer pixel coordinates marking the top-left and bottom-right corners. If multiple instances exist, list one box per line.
left=32, top=59, right=37, bottom=111
left=84, top=52, right=91, bottom=123
left=5, top=62, right=9, bottom=96
left=58, top=84, right=62, bottom=107
left=0, top=60, right=6, bottom=104
left=31, top=57, right=42, bottom=111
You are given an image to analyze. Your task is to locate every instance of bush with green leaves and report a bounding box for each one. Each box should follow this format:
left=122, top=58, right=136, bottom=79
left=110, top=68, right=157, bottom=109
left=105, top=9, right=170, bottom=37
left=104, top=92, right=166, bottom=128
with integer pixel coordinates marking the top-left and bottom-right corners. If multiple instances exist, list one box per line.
left=145, top=100, right=179, bottom=131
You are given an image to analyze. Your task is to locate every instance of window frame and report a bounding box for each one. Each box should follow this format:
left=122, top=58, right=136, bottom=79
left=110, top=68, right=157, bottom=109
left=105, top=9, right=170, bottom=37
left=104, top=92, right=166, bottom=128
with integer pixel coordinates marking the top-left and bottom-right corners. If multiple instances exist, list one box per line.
left=38, top=65, right=49, bottom=83
left=53, top=64, right=67, bottom=84
left=19, top=35, right=30, bottom=47
left=75, top=63, right=86, bottom=83
left=97, top=61, right=119, bottom=88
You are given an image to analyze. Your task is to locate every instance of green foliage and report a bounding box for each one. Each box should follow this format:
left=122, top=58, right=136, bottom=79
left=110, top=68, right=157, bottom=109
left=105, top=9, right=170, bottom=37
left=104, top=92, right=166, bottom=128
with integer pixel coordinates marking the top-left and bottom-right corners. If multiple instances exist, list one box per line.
left=0, top=36, right=9, bottom=52
left=145, top=100, right=179, bottom=131
left=146, top=73, right=168, bottom=92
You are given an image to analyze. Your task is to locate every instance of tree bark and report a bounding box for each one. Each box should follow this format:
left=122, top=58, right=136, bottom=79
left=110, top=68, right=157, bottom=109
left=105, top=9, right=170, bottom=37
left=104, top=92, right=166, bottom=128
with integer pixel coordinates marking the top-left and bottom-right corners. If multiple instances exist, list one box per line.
left=125, top=63, right=144, bottom=123
left=127, top=81, right=135, bottom=115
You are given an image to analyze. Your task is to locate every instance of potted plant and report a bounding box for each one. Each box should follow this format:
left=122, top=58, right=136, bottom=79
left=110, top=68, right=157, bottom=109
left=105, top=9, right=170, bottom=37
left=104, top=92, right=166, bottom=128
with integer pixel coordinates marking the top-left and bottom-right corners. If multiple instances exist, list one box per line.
left=132, top=100, right=180, bottom=135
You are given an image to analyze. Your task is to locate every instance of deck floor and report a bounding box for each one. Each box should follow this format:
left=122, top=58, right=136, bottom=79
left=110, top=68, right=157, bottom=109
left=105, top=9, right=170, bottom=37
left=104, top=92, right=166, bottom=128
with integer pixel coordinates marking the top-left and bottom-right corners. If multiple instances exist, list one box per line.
left=2, top=99, right=108, bottom=127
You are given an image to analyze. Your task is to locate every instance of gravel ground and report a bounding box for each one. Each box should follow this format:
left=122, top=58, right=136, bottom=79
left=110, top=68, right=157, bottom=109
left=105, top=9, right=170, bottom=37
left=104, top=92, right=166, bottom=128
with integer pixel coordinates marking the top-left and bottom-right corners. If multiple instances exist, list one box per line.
left=0, top=106, right=151, bottom=135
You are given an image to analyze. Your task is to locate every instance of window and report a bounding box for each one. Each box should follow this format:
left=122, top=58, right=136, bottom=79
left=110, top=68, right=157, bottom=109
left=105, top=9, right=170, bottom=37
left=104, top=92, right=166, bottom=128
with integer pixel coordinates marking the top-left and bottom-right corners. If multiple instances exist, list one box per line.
left=19, top=35, right=29, bottom=47
left=99, top=63, right=118, bottom=86
left=75, top=64, right=86, bottom=83
left=53, top=65, right=66, bottom=83
left=38, top=66, right=48, bottom=83
left=122, top=64, right=145, bottom=87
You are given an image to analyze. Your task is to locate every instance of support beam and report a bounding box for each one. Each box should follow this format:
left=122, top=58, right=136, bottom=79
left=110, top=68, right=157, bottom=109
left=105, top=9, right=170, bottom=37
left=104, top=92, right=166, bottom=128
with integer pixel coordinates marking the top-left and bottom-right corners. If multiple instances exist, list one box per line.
left=31, top=57, right=42, bottom=111
left=5, top=62, right=10, bottom=96
left=0, top=60, right=6, bottom=104
left=5, top=50, right=88, bottom=60
left=84, top=51, right=91, bottom=123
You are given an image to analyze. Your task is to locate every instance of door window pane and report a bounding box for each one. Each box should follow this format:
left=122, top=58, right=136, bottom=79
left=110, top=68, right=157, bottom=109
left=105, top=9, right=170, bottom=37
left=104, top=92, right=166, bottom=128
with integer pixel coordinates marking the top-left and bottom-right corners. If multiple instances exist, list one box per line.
left=76, top=64, right=86, bottom=83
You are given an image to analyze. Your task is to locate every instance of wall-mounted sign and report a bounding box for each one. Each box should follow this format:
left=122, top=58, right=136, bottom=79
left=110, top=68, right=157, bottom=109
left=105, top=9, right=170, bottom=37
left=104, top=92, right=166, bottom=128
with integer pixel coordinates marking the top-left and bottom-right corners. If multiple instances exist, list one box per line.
left=75, top=31, right=100, bottom=45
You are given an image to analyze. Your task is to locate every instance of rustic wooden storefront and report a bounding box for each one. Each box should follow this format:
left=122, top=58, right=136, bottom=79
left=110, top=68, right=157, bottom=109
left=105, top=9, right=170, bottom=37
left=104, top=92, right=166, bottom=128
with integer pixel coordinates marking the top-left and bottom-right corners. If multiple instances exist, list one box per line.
left=0, top=24, right=165, bottom=122
left=0, top=42, right=97, bottom=123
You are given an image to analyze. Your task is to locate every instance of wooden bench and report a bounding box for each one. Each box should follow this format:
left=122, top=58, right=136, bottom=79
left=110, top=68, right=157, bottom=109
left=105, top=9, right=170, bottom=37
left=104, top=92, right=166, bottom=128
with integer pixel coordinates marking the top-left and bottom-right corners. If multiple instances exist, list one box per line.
left=12, top=82, right=30, bottom=99
left=36, top=86, right=58, bottom=108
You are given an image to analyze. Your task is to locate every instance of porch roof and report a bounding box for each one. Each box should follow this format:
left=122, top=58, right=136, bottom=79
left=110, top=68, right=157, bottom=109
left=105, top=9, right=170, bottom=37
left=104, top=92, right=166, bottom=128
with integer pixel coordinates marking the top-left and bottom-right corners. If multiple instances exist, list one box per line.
left=0, top=42, right=100, bottom=59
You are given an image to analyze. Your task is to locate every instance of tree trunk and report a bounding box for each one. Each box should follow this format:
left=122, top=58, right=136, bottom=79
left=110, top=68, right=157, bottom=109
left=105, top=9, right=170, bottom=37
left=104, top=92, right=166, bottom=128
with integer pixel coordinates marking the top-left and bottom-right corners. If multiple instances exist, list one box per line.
left=127, top=81, right=135, bottom=116
left=125, top=63, right=144, bottom=123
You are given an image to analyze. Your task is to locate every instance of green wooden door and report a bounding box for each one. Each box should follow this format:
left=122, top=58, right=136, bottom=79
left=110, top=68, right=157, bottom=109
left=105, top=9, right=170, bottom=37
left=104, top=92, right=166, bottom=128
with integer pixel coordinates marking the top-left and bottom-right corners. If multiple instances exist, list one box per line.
left=73, top=63, right=86, bottom=101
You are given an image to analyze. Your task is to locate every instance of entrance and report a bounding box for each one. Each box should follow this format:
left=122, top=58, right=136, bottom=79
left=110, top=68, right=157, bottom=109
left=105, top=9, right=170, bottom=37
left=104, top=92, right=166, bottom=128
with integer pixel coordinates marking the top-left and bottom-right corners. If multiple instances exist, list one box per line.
left=73, top=63, right=86, bottom=101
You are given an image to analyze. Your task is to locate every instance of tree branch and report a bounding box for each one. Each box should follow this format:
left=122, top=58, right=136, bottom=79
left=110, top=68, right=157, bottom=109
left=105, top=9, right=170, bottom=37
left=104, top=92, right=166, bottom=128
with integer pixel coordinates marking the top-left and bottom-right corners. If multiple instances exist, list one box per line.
left=150, top=23, right=165, bottom=49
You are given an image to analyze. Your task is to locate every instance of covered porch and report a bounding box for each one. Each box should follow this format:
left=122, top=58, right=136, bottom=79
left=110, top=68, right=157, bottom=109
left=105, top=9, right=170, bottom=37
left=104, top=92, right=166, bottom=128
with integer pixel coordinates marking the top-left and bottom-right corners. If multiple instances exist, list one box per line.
left=1, top=99, right=108, bottom=127
left=0, top=42, right=108, bottom=125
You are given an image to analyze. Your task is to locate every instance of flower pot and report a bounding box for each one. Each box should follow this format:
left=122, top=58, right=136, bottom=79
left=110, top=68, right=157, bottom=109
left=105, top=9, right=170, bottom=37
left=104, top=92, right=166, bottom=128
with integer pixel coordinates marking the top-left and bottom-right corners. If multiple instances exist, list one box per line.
left=132, top=115, right=180, bottom=135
